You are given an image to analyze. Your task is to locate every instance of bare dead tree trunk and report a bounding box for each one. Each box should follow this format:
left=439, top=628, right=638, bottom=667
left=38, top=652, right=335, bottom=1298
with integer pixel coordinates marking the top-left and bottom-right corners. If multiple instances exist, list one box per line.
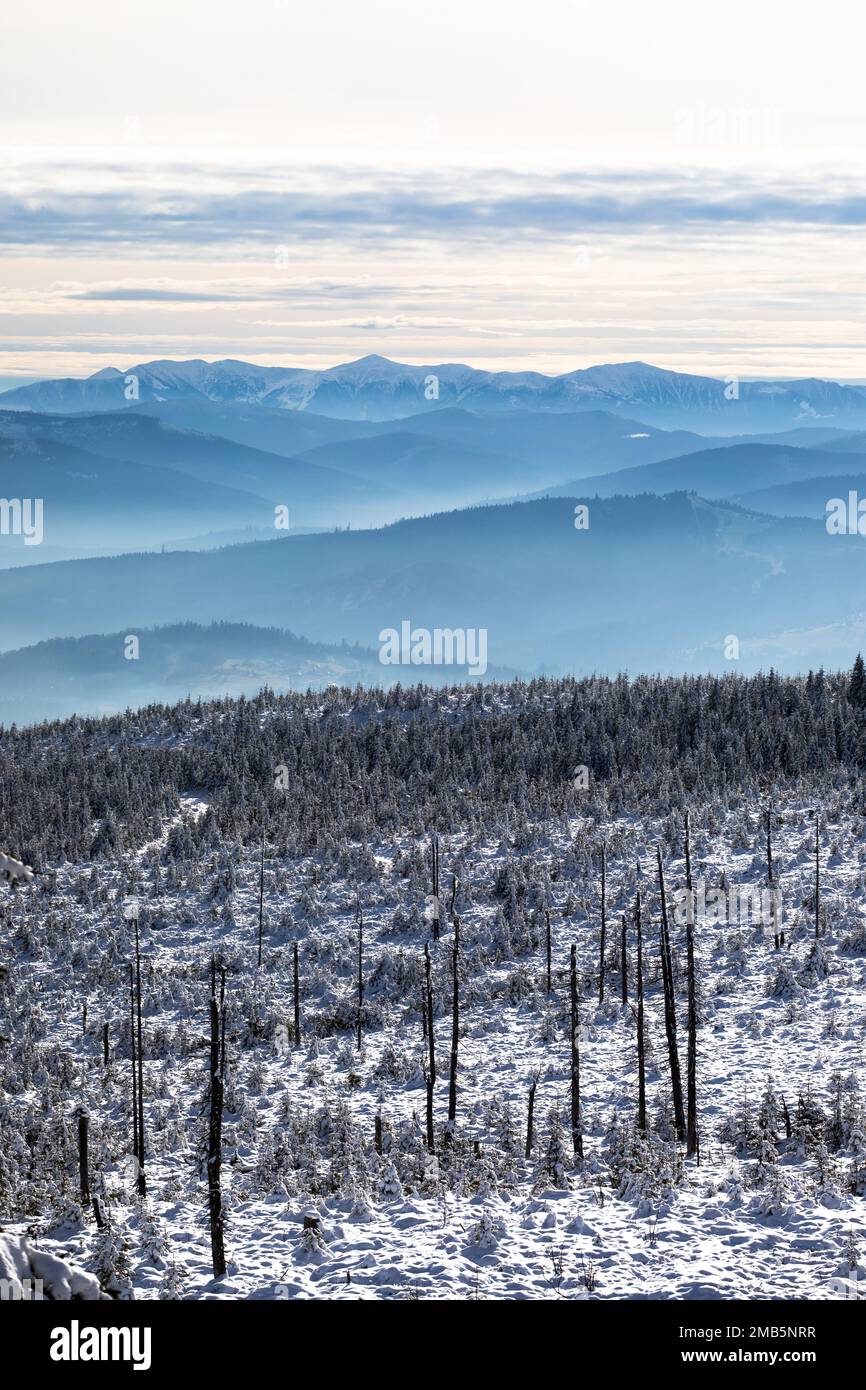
left=636, top=887, right=646, bottom=1132
left=134, top=915, right=146, bottom=1196
left=545, top=907, right=552, bottom=994
left=423, top=942, right=435, bottom=1152
left=355, top=893, right=363, bottom=1051
left=128, top=962, right=138, bottom=1184
left=656, top=847, right=686, bottom=1143
left=767, top=803, right=780, bottom=945
left=102, top=1022, right=109, bottom=1065
left=598, top=845, right=607, bottom=1004
left=446, top=880, right=459, bottom=1144
left=620, top=914, right=628, bottom=1004
left=525, top=1069, right=540, bottom=1159
left=766, top=803, right=774, bottom=887
left=257, top=832, right=265, bottom=968
left=569, top=943, right=583, bottom=1159
left=208, top=956, right=227, bottom=1279
left=293, top=941, right=301, bottom=1046
left=77, top=1109, right=90, bottom=1207
left=82, top=1000, right=87, bottom=1036
left=430, top=832, right=440, bottom=943
left=814, top=811, right=821, bottom=939
left=684, top=810, right=698, bottom=1159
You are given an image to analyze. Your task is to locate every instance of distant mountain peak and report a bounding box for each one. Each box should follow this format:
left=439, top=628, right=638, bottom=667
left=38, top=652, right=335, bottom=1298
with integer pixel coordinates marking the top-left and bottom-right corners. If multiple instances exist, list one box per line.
left=340, top=353, right=400, bottom=368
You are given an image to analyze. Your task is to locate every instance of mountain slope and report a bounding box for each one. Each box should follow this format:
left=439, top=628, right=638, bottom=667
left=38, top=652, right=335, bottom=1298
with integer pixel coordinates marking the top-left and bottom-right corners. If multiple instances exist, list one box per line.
left=290, top=431, right=542, bottom=505
left=535, top=443, right=866, bottom=501
left=732, top=473, right=866, bottom=520
left=0, top=433, right=271, bottom=550
left=108, top=400, right=865, bottom=479
left=128, top=402, right=716, bottom=481
left=127, top=398, right=384, bottom=454
left=825, top=432, right=866, bottom=454
left=0, top=408, right=385, bottom=523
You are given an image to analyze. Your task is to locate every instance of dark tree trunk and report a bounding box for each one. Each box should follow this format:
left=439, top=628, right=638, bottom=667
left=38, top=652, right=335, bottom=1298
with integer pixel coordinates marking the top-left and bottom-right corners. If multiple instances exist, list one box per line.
left=257, top=833, right=265, bottom=968
left=814, top=813, right=821, bottom=939
left=620, top=914, right=628, bottom=1004
left=293, top=941, right=301, bottom=1046
left=766, top=804, right=778, bottom=939
left=684, top=810, right=699, bottom=1159
left=134, top=916, right=146, bottom=1196
left=374, top=1111, right=383, bottom=1156
left=569, top=943, right=583, bottom=1159
left=598, top=846, right=606, bottom=1004
left=545, top=908, right=552, bottom=994
left=356, top=894, right=363, bottom=1051
left=656, top=848, right=686, bottom=1142
left=636, top=887, right=647, bottom=1132
left=525, top=1070, right=540, bottom=1159
left=129, top=962, right=138, bottom=1183
left=77, top=1110, right=90, bottom=1207
left=781, top=1095, right=792, bottom=1140
left=423, top=943, right=435, bottom=1152
left=102, top=1022, right=109, bottom=1065
left=207, top=956, right=227, bottom=1279
left=766, top=804, right=774, bottom=886
left=430, top=832, right=440, bottom=943
left=446, top=894, right=459, bottom=1144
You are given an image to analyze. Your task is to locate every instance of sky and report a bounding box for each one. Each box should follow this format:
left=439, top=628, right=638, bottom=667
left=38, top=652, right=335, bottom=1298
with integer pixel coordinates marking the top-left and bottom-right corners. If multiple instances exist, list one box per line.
left=2, top=0, right=865, bottom=384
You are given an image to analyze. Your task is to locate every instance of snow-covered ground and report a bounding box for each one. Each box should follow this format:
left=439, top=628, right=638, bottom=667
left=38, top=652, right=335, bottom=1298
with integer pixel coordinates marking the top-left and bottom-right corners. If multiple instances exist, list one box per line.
left=2, top=794, right=865, bottom=1300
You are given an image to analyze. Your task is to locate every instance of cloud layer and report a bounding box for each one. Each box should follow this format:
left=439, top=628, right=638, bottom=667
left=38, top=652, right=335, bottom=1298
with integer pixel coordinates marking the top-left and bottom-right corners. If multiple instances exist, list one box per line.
left=3, top=162, right=866, bottom=251
left=1, top=159, right=863, bottom=383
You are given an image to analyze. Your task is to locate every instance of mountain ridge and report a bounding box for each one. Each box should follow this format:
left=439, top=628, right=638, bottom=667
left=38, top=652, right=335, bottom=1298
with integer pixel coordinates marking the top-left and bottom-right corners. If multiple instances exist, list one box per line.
left=5, top=356, right=866, bottom=431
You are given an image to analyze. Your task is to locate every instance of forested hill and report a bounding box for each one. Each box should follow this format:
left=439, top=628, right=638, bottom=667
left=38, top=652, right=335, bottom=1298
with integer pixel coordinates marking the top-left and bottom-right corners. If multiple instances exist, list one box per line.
left=2, top=667, right=865, bottom=870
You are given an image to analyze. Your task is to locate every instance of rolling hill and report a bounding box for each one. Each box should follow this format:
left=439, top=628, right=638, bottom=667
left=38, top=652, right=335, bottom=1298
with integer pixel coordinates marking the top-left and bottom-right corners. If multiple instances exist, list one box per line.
left=0, top=621, right=516, bottom=725
left=0, top=495, right=863, bottom=679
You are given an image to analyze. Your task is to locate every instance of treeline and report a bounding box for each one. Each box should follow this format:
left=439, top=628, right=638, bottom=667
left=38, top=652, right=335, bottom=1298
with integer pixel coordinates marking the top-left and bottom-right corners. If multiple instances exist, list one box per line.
left=1, top=665, right=865, bottom=869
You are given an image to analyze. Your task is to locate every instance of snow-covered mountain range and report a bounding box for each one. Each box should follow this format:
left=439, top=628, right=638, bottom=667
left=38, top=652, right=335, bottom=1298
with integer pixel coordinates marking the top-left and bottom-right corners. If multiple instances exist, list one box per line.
left=5, top=356, right=866, bottom=431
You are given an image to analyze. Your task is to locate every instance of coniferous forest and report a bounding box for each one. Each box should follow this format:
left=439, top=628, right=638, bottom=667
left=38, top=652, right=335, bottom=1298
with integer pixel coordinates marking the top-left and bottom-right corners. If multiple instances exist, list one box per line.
left=1, top=669, right=865, bottom=1299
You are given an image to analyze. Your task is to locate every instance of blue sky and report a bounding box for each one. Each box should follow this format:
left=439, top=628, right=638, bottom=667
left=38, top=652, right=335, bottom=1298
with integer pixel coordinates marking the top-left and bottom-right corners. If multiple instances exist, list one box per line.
left=2, top=0, right=864, bottom=382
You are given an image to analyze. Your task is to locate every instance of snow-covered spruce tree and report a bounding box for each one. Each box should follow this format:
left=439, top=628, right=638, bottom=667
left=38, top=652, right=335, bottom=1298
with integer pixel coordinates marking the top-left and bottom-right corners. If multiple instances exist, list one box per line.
left=535, top=1107, right=571, bottom=1190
